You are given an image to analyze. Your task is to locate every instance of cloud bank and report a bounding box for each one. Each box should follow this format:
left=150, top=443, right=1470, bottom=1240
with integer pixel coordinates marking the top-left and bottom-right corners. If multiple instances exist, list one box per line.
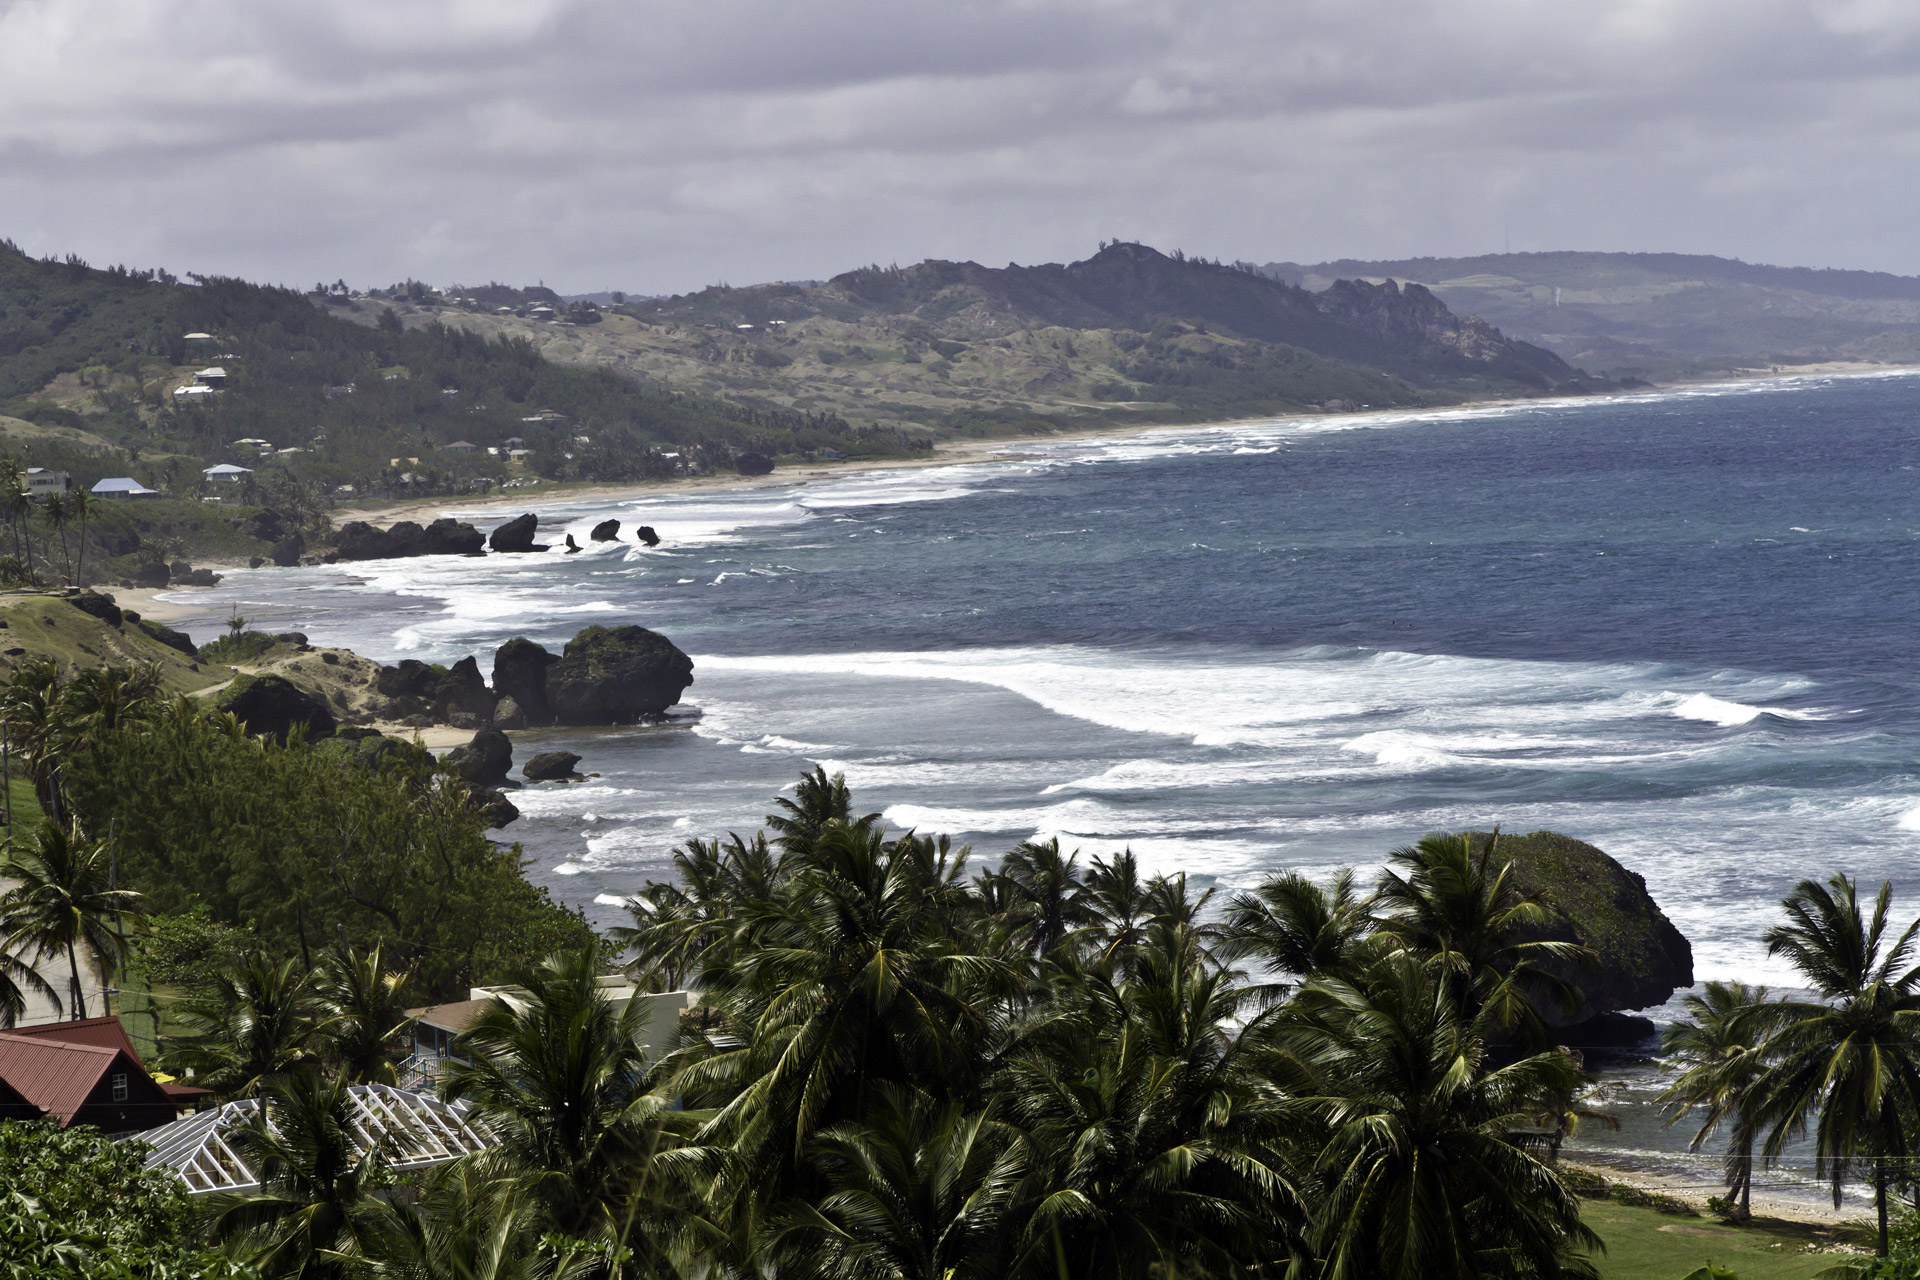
left=1, top=0, right=1915, bottom=292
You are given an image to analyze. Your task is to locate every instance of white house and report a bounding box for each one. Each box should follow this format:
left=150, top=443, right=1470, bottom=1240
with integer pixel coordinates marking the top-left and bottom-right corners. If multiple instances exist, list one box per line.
left=24, top=468, right=68, bottom=497
left=202, top=464, right=252, bottom=483
left=193, top=367, right=227, bottom=388
left=172, top=385, right=216, bottom=402
left=90, top=477, right=158, bottom=499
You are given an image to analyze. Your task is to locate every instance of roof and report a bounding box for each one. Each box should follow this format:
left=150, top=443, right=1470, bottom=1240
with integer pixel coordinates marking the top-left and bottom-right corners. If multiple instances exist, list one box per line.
left=5, top=1016, right=147, bottom=1065
left=0, top=1036, right=121, bottom=1125
left=91, top=478, right=157, bottom=495
left=183, top=332, right=212, bottom=340
left=407, top=997, right=493, bottom=1034
left=140, top=1084, right=497, bottom=1195
left=196, top=367, right=227, bottom=377
left=203, top=464, right=253, bottom=475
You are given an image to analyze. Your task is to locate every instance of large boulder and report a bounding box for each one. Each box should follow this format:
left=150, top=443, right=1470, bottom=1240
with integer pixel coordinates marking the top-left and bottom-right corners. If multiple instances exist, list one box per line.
left=488, top=513, right=540, bottom=553
left=130, top=561, right=169, bottom=588
left=385, top=521, right=428, bottom=557
left=635, top=526, right=660, bottom=547
left=434, top=656, right=496, bottom=727
left=270, top=534, right=305, bottom=566
left=215, top=674, right=337, bottom=742
left=424, top=517, right=486, bottom=555
left=522, top=750, right=583, bottom=782
left=67, top=591, right=122, bottom=627
left=1492, top=830, right=1695, bottom=1029
left=467, top=786, right=520, bottom=828
left=333, top=522, right=395, bottom=561
left=491, top=639, right=557, bottom=726
left=135, top=618, right=196, bottom=657
left=736, top=452, right=774, bottom=476
left=589, top=519, right=621, bottom=542
left=491, top=695, right=528, bottom=730
left=375, top=659, right=438, bottom=700
left=441, top=727, right=513, bottom=787
left=548, top=624, right=693, bottom=724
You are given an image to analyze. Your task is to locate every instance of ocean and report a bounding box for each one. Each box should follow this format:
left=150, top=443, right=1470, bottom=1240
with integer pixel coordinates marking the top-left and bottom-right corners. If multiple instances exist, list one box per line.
left=161, top=370, right=1919, bottom=1198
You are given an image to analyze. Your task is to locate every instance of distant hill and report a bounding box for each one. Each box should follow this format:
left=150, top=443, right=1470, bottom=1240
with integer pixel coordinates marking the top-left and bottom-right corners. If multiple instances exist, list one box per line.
left=400, top=243, right=1604, bottom=438
left=0, top=241, right=894, bottom=504
left=1262, top=252, right=1920, bottom=376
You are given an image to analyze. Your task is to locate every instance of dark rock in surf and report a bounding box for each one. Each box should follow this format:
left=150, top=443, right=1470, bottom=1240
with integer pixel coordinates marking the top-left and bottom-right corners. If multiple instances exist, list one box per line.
left=441, top=727, right=513, bottom=787
left=385, top=521, right=428, bottom=557
left=547, top=624, right=693, bottom=725
left=424, top=517, right=486, bottom=555
left=488, top=513, right=540, bottom=553
left=522, top=750, right=583, bottom=782
left=491, top=639, right=558, bottom=726
left=466, top=785, right=520, bottom=828
left=564, top=534, right=581, bottom=554
left=1489, top=829, right=1694, bottom=1029
left=270, top=534, right=305, bottom=566
left=635, top=526, right=660, bottom=547
left=333, top=522, right=395, bottom=561
left=590, top=519, right=621, bottom=542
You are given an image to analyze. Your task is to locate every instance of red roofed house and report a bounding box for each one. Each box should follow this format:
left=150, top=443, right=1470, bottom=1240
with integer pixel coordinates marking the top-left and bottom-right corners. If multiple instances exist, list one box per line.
left=0, top=1017, right=203, bottom=1134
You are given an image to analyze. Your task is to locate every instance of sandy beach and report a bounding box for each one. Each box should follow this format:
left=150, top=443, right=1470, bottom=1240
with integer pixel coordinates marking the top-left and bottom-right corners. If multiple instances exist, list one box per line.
left=331, top=361, right=1915, bottom=532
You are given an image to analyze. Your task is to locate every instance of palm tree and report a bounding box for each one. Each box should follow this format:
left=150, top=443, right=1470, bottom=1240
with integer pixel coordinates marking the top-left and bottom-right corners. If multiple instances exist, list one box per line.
left=443, top=949, right=685, bottom=1249
left=987, top=838, right=1096, bottom=960
left=209, top=1066, right=393, bottom=1279
left=41, top=490, right=72, bottom=584
left=1081, top=849, right=1152, bottom=966
left=1372, top=830, right=1589, bottom=1039
left=0, top=821, right=142, bottom=1020
left=1220, top=867, right=1374, bottom=990
left=762, top=1083, right=1028, bottom=1280
left=361, top=1158, right=594, bottom=1280
left=1293, top=951, right=1600, bottom=1279
left=615, top=831, right=783, bottom=987
left=0, top=941, right=59, bottom=1027
left=3, top=659, right=69, bottom=821
left=67, top=487, right=92, bottom=586
left=165, top=953, right=323, bottom=1097
left=766, top=766, right=875, bottom=855
left=1757, top=874, right=1920, bottom=1256
left=314, top=944, right=415, bottom=1085
left=1659, top=981, right=1788, bottom=1222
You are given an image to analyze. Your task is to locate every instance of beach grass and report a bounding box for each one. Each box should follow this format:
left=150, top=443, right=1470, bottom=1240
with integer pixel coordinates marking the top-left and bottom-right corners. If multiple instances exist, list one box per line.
left=1582, top=1199, right=1870, bottom=1278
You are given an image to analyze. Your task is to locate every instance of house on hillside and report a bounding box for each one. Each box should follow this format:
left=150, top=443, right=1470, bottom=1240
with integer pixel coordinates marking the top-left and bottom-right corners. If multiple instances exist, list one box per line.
left=442, top=440, right=476, bottom=452
left=173, top=385, right=217, bottom=402
left=90, top=477, right=159, bottom=499
left=182, top=332, right=213, bottom=343
left=193, top=367, right=227, bottom=388
left=0, top=1017, right=204, bottom=1134
left=405, top=980, right=690, bottom=1091
left=202, top=464, right=252, bottom=483
left=24, top=468, right=69, bottom=497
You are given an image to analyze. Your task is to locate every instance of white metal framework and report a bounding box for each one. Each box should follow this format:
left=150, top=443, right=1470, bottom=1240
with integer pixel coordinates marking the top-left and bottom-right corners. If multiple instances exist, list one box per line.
left=135, top=1084, right=497, bottom=1195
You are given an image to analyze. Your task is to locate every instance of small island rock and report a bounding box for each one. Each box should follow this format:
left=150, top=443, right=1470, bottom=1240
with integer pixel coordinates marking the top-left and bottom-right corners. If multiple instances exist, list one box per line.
left=522, top=750, right=583, bottom=781
left=548, top=624, right=693, bottom=724
left=424, top=517, right=486, bottom=555
left=590, top=519, right=621, bottom=542
left=442, top=727, right=513, bottom=787
left=488, top=513, right=540, bottom=553
left=635, top=526, right=660, bottom=547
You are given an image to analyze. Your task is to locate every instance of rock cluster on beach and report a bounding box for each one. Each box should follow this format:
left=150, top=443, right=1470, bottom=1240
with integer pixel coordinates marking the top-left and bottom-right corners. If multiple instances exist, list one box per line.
left=320, top=511, right=666, bottom=563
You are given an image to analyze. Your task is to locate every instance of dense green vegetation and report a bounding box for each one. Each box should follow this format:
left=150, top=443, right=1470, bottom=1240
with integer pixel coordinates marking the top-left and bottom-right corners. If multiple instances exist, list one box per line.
left=0, top=660, right=592, bottom=1004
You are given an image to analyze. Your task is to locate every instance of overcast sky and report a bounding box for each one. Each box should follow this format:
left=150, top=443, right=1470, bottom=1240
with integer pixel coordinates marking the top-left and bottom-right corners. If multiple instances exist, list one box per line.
left=1, top=0, right=1915, bottom=295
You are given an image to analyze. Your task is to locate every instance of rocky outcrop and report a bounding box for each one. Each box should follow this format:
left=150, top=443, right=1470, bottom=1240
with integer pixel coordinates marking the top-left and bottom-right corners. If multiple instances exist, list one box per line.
left=131, top=561, right=170, bottom=588
left=424, top=517, right=485, bottom=555
left=215, top=673, right=337, bottom=742
left=441, top=727, right=513, bottom=787
left=318, top=727, right=432, bottom=776
left=547, top=624, right=694, bottom=724
left=467, top=787, right=520, bottom=828
left=736, top=452, right=774, bottom=476
left=635, top=526, right=660, bottom=547
left=491, top=639, right=557, bottom=726
left=437, top=656, right=496, bottom=728
left=67, top=591, right=122, bottom=627
left=590, top=519, right=621, bottom=542
left=270, top=534, right=305, bottom=566
left=522, top=750, right=583, bottom=782
left=491, top=696, right=528, bottom=730
left=488, top=513, right=540, bottom=553
left=564, top=534, right=581, bottom=554
left=333, top=522, right=395, bottom=561
left=134, top=617, right=196, bottom=657
left=1492, top=830, right=1694, bottom=1028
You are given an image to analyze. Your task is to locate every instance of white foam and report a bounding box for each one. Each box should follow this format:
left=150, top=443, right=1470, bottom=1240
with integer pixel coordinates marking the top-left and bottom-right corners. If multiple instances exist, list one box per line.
left=1670, top=693, right=1766, bottom=726
left=1899, top=805, right=1920, bottom=833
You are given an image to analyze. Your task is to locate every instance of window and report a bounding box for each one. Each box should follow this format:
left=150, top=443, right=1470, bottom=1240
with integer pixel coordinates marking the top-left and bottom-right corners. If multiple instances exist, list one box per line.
left=111, top=1073, right=128, bottom=1102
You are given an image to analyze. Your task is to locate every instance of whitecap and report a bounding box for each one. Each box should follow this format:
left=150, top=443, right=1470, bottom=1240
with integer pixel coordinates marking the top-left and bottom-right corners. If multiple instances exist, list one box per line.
left=1899, top=805, right=1920, bottom=833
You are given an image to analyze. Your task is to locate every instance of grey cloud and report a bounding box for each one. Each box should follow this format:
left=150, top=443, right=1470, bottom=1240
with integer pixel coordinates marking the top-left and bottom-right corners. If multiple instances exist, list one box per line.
left=0, top=0, right=1915, bottom=292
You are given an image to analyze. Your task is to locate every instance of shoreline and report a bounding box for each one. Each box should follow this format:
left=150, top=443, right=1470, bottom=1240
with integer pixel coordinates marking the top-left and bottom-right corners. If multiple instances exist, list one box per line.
left=331, top=361, right=1917, bottom=531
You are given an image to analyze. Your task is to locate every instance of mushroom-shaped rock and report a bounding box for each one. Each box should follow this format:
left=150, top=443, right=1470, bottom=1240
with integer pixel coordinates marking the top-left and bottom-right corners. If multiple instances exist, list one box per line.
left=548, top=624, right=693, bottom=725
left=424, top=517, right=486, bottom=555
left=215, top=674, right=337, bottom=742
left=434, top=656, right=496, bottom=727
left=564, top=534, right=581, bottom=554
left=491, top=639, right=557, bottom=726
left=635, top=526, right=660, bottom=547
left=1492, top=829, right=1695, bottom=1028
left=589, top=519, right=621, bottom=542
left=488, top=513, right=540, bottom=553
left=442, top=727, right=513, bottom=787
left=522, top=750, right=583, bottom=781
left=333, top=522, right=395, bottom=561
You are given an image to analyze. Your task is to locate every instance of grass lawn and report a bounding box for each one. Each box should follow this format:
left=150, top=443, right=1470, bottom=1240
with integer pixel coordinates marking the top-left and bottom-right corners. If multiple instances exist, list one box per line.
left=1583, top=1199, right=1870, bottom=1278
